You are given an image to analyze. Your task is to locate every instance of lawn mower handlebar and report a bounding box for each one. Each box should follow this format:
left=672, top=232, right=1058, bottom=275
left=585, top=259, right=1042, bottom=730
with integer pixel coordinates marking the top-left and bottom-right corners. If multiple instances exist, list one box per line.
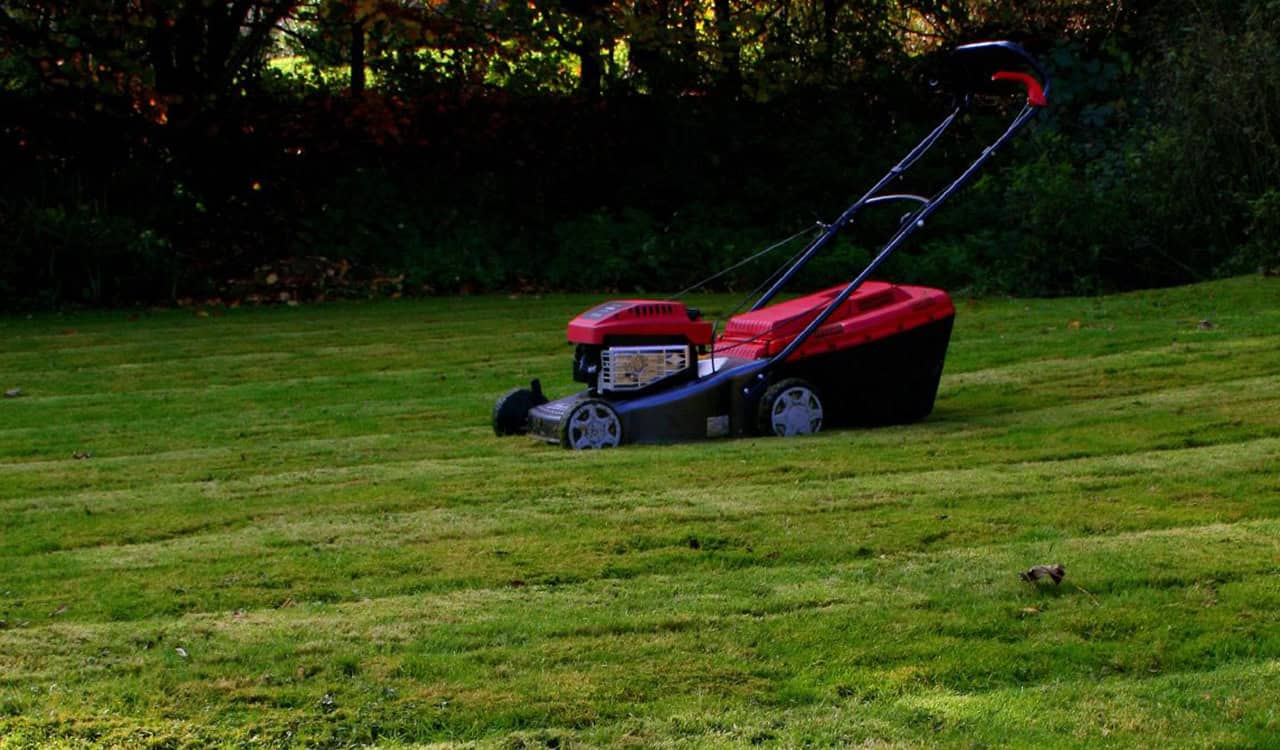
left=755, top=40, right=1048, bottom=369
left=951, top=40, right=1050, bottom=107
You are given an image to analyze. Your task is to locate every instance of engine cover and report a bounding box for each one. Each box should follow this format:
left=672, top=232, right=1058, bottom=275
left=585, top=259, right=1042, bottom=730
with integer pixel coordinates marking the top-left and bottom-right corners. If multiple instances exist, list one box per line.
left=567, top=300, right=713, bottom=346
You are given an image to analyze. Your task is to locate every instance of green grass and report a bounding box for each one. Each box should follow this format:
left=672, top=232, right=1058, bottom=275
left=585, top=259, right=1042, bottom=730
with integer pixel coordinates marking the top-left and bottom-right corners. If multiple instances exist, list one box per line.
left=1, top=276, right=1279, bottom=748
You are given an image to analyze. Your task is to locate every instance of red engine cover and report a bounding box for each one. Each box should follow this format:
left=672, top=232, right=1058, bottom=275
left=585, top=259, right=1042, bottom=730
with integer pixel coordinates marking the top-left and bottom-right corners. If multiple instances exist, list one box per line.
left=567, top=300, right=714, bottom=346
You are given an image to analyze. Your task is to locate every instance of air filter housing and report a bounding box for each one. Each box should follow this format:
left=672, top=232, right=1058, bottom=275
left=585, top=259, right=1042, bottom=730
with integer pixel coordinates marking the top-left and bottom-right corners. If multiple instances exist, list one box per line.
left=599, top=345, right=692, bottom=393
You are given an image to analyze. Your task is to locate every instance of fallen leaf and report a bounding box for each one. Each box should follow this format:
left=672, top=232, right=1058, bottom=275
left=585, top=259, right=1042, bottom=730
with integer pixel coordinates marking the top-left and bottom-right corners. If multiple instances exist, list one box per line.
left=1198, top=319, right=1215, bottom=330
left=1020, top=563, right=1065, bottom=585
left=72, top=451, right=93, bottom=460
left=50, top=604, right=68, bottom=617
left=175, top=647, right=188, bottom=658
left=1067, top=320, right=1082, bottom=330
left=3, top=388, right=21, bottom=398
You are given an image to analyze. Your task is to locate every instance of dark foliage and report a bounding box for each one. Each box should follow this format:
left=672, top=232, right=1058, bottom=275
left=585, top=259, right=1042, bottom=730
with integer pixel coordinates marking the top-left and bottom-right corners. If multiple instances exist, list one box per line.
left=0, top=1, right=1276, bottom=307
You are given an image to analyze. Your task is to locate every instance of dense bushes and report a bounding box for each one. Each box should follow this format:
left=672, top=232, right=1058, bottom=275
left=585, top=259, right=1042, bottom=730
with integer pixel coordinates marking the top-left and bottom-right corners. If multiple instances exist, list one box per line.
left=1, top=1, right=1277, bottom=307
left=890, top=6, right=1280, bottom=296
left=1, top=88, right=929, bottom=303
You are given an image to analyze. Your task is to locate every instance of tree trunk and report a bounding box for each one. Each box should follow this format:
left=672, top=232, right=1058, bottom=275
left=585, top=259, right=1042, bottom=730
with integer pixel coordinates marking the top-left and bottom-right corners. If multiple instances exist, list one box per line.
left=562, top=0, right=610, bottom=96
left=714, top=0, right=741, bottom=94
left=823, top=0, right=838, bottom=75
left=350, top=19, right=366, bottom=97
left=578, top=23, right=603, bottom=97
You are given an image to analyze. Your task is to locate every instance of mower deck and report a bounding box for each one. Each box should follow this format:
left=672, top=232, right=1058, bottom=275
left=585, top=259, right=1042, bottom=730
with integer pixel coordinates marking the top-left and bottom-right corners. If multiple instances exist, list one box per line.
left=527, top=281, right=955, bottom=446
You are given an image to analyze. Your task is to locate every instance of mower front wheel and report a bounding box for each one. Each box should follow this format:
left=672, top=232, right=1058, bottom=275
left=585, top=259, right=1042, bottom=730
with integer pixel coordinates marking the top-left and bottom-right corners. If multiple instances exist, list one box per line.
left=560, top=399, right=623, bottom=450
left=757, top=378, right=825, bottom=437
left=492, top=380, right=548, bottom=436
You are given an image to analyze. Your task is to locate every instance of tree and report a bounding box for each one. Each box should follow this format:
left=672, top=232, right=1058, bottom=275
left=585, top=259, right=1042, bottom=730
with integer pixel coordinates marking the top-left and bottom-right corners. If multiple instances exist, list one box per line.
left=0, top=0, right=299, bottom=122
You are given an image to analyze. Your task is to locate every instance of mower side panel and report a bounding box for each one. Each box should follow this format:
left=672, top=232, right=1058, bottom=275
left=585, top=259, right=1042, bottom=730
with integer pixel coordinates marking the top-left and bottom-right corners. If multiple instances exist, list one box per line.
left=614, top=364, right=764, bottom=443
left=527, top=393, right=583, bottom=444
left=526, top=360, right=769, bottom=446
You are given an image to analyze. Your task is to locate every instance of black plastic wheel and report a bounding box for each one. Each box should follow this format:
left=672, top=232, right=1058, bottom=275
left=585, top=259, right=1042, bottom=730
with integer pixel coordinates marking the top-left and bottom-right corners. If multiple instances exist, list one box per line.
left=559, top=398, right=623, bottom=450
left=756, top=378, right=824, bottom=437
left=492, top=380, right=548, bottom=436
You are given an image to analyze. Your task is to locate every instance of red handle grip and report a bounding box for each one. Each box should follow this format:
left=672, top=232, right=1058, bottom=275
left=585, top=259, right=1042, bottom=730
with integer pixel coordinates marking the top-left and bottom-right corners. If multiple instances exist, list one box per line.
left=991, top=71, right=1046, bottom=107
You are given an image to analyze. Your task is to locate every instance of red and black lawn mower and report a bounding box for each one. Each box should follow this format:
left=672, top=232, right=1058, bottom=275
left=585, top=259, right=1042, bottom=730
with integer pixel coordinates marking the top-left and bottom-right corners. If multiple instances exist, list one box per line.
left=494, top=41, right=1049, bottom=449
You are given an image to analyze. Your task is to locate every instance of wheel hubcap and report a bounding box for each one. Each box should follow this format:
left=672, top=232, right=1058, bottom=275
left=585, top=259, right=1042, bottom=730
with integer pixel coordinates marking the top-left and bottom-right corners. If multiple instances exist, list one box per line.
left=771, top=386, right=823, bottom=437
left=569, top=403, right=621, bottom=449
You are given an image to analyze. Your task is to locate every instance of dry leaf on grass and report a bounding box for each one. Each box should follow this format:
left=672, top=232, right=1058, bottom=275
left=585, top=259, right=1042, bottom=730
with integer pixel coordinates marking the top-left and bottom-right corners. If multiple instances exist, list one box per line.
left=1020, top=564, right=1065, bottom=585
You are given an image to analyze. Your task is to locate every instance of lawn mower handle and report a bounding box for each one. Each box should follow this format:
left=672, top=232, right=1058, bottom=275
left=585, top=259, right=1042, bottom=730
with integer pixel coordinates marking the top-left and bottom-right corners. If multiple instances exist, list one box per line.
left=952, top=40, right=1051, bottom=107
left=748, top=41, right=1048, bottom=317
left=750, top=41, right=1048, bottom=375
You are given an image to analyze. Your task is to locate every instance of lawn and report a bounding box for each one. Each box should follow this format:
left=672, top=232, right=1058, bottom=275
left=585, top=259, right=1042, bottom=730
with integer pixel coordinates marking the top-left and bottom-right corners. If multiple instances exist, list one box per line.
left=1, top=276, right=1278, bottom=748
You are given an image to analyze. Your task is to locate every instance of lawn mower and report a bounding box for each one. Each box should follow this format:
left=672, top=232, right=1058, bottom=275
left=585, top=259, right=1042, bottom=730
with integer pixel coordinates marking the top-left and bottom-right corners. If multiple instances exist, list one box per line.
left=494, top=41, right=1049, bottom=449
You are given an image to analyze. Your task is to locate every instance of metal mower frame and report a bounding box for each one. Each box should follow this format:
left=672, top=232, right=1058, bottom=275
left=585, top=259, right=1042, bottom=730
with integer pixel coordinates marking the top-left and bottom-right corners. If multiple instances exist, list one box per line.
left=494, top=41, right=1050, bottom=449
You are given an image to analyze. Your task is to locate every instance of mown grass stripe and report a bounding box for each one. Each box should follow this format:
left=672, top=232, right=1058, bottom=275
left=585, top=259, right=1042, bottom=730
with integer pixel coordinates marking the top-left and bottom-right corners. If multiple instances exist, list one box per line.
left=2, top=275, right=1278, bottom=747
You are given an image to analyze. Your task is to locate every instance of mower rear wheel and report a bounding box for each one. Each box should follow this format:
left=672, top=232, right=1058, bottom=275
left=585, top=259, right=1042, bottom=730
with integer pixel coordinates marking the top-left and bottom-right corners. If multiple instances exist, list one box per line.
left=560, top=399, right=623, bottom=450
left=758, top=378, right=824, bottom=437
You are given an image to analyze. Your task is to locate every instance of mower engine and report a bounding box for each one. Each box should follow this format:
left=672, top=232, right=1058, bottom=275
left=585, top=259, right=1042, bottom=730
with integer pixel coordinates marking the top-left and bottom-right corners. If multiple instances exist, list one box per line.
left=490, top=299, right=715, bottom=440
left=567, top=300, right=713, bottom=394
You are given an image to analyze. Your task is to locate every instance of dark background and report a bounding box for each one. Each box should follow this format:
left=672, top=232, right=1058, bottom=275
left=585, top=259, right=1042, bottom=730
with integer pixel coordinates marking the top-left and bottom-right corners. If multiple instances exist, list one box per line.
left=1, top=0, right=1277, bottom=307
